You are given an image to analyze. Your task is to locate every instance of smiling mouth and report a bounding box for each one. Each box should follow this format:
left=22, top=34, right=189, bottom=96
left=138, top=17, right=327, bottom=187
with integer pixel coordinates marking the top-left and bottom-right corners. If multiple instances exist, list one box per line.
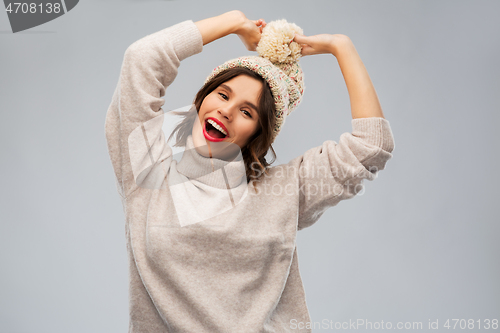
left=204, top=119, right=228, bottom=139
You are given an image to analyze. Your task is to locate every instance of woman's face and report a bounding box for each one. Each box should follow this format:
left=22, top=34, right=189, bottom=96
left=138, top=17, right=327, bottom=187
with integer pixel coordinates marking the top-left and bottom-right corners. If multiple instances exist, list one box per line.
left=192, top=75, right=262, bottom=160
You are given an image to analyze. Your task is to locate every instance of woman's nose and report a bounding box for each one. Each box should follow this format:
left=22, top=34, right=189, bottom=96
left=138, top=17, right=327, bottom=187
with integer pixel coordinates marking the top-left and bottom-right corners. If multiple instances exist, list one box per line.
left=217, top=107, right=233, bottom=121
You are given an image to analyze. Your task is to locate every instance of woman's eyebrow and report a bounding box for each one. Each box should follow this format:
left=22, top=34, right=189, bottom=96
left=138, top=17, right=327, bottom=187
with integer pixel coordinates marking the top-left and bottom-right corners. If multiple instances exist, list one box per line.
left=220, top=83, right=259, bottom=113
left=220, top=83, right=233, bottom=93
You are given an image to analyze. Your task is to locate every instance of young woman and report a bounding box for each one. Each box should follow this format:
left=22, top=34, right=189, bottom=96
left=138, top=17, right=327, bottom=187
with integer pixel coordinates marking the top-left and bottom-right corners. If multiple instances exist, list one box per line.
left=105, top=10, right=395, bottom=333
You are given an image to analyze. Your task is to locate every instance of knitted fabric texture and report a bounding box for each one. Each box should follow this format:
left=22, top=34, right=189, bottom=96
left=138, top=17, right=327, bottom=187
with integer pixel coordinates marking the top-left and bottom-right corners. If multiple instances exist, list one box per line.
left=104, top=20, right=396, bottom=332
left=204, top=19, right=305, bottom=143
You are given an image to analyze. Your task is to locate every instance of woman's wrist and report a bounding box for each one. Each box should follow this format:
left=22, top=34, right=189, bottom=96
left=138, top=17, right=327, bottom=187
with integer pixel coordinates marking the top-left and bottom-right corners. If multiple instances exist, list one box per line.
left=226, top=10, right=247, bottom=35
left=328, top=34, right=353, bottom=57
left=194, top=10, right=245, bottom=45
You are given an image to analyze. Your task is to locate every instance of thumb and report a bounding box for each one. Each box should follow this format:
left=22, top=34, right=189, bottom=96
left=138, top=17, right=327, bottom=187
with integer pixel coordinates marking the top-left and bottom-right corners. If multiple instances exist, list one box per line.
left=293, top=34, right=308, bottom=43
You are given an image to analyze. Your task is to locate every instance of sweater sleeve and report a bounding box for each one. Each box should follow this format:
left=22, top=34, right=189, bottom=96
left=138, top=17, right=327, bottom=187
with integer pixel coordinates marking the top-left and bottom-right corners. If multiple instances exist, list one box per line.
left=104, top=20, right=203, bottom=199
left=296, top=117, right=395, bottom=231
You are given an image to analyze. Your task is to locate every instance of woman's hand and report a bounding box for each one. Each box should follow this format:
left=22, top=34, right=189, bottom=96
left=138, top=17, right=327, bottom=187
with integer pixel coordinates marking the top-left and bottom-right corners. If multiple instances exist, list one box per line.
left=232, top=12, right=266, bottom=51
left=293, top=33, right=351, bottom=57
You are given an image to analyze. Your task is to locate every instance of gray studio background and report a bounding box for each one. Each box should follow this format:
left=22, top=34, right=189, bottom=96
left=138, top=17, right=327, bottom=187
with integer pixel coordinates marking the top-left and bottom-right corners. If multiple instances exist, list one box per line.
left=1, top=0, right=499, bottom=332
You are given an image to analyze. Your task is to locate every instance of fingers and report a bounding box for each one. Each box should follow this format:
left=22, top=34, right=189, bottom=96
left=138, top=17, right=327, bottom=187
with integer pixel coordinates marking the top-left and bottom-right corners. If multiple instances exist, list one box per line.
left=253, top=19, right=266, bottom=27
left=301, top=47, right=314, bottom=56
left=298, top=43, right=315, bottom=56
left=252, top=19, right=266, bottom=34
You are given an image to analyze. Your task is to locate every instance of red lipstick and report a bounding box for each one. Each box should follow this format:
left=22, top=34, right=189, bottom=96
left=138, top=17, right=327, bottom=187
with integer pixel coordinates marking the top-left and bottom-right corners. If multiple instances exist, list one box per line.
left=203, top=117, right=229, bottom=142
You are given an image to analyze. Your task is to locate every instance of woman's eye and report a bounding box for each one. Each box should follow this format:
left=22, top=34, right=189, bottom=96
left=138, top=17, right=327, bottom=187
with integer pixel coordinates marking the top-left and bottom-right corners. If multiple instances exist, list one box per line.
left=218, top=92, right=228, bottom=100
left=242, top=110, right=252, bottom=118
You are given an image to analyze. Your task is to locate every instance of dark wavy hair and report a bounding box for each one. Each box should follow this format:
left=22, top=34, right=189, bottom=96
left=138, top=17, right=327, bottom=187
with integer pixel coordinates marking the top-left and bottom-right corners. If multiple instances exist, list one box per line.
left=167, top=67, right=277, bottom=188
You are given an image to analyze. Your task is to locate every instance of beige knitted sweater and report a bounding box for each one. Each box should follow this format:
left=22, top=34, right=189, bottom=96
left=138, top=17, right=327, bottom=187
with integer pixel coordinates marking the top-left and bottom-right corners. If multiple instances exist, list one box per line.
left=105, top=20, right=395, bottom=333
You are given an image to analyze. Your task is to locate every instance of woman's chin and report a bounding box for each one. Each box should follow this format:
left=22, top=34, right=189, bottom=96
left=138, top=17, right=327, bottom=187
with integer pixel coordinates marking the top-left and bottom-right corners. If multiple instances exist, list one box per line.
left=192, top=129, right=241, bottom=160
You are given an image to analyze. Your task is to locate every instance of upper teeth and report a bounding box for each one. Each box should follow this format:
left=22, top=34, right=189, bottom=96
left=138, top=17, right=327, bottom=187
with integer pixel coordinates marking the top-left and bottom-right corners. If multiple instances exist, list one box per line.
left=207, top=119, right=228, bottom=136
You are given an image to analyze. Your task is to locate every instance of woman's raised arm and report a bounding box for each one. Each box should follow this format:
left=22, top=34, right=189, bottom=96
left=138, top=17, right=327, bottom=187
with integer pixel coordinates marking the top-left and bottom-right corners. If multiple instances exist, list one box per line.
left=290, top=33, right=394, bottom=230
left=294, top=33, right=385, bottom=119
left=105, top=20, right=204, bottom=199
left=195, top=10, right=266, bottom=51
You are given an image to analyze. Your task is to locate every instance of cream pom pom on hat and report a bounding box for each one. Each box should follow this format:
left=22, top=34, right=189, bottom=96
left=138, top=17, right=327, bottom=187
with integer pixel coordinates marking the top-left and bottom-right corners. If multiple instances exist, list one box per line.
left=204, top=19, right=305, bottom=144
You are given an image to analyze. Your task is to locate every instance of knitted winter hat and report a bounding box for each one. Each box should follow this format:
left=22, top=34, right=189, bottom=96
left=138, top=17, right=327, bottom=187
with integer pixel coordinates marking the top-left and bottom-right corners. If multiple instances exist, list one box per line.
left=203, top=19, right=305, bottom=144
